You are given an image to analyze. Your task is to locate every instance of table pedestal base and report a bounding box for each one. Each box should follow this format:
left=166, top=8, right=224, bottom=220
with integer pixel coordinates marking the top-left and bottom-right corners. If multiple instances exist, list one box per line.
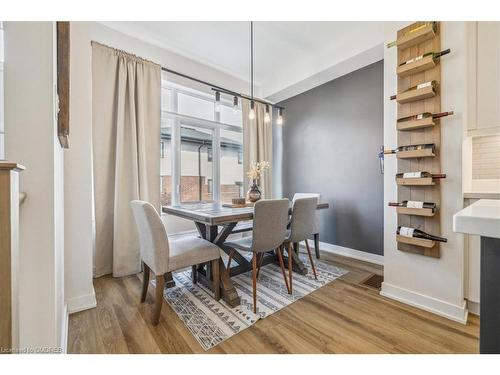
left=480, top=236, right=500, bottom=354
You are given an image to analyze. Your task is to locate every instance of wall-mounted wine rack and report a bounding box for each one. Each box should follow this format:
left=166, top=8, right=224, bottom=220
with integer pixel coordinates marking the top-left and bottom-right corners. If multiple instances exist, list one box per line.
left=394, top=21, right=446, bottom=258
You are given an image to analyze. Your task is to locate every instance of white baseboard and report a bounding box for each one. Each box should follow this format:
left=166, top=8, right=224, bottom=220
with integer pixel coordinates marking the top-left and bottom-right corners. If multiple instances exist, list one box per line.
left=467, top=300, right=480, bottom=316
left=381, top=282, right=469, bottom=324
left=316, top=241, right=384, bottom=266
left=60, top=303, right=68, bottom=354
left=67, top=287, right=97, bottom=314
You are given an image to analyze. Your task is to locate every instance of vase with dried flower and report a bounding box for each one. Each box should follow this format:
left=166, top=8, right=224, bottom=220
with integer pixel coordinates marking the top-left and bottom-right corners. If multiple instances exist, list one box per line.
left=246, top=161, right=270, bottom=202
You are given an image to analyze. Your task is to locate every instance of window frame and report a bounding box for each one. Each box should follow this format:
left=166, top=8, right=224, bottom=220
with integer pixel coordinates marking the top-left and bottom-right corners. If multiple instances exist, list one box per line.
left=161, top=78, right=243, bottom=206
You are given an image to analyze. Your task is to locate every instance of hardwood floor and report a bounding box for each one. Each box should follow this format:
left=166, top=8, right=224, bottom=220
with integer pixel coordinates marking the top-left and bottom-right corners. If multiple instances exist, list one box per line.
left=68, top=252, right=479, bottom=354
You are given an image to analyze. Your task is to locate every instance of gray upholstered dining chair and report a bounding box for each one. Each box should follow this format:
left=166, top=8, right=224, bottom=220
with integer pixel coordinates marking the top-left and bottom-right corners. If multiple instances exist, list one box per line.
left=224, top=199, right=290, bottom=314
left=130, top=200, right=221, bottom=325
left=284, top=197, right=319, bottom=293
left=292, top=193, right=321, bottom=259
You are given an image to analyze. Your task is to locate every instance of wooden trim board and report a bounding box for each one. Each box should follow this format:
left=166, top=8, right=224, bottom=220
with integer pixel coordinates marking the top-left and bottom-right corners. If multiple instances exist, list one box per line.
left=0, top=164, right=23, bottom=351
left=57, top=22, right=70, bottom=149
left=396, top=22, right=442, bottom=258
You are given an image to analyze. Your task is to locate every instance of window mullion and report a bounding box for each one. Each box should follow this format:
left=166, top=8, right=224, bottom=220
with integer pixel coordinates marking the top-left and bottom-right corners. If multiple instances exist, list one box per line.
left=213, top=110, right=221, bottom=203
left=171, top=88, right=181, bottom=205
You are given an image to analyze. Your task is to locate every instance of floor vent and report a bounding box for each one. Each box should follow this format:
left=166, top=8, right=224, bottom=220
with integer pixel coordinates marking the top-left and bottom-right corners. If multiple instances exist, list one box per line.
left=361, top=274, right=383, bottom=290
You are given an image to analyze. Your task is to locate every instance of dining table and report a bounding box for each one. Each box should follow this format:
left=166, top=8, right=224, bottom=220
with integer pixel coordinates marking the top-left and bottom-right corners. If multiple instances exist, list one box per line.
left=162, top=201, right=329, bottom=307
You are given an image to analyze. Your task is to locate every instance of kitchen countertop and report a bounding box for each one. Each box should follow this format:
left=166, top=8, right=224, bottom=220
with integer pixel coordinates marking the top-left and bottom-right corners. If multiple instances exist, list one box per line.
left=464, top=192, right=500, bottom=200
left=453, top=199, right=500, bottom=239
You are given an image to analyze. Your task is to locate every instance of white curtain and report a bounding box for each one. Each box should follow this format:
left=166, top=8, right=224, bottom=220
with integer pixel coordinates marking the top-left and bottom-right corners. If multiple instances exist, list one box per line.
left=242, top=99, right=273, bottom=198
left=91, top=42, right=161, bottom=277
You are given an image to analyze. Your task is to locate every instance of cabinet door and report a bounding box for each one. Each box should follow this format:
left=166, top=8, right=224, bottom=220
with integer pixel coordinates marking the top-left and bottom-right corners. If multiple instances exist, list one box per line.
left=476, top=22, right=500, bottom=130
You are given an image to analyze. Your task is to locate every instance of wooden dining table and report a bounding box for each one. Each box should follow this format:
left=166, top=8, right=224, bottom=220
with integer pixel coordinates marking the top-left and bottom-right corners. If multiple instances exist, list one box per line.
left=162, top=201, right=329, bottom=307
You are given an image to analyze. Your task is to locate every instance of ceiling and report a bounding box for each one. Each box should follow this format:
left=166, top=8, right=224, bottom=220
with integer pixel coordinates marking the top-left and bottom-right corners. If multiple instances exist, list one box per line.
left=100, top=21, right=385, bottom=100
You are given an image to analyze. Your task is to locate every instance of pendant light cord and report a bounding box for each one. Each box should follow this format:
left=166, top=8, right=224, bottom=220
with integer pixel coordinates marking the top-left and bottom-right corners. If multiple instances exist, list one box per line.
left=250, top=21, right=254, bottom=102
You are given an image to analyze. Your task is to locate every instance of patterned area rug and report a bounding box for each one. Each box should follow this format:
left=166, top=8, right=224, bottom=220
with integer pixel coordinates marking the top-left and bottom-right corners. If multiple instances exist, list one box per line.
left=158, top=254, right=347, bottom=350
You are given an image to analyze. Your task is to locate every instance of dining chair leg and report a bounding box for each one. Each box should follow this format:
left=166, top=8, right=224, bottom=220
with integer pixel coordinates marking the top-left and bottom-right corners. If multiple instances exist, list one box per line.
left=256, top=252, right=265, bottom=280
left=305, top=239, right=318, bottom=280
left=141, top=261, right=150, bottom=303
left=314, top=233, right=320, bottom=259
left=276, top=246, right=291, bottom=294
left=212, top=259, right=220, bottom=300
left=191, top=265, right=198, bottom=284
left=153, top=275, right=165, bottom=325
left=252, top=252, right=258, bottom=314
left=287, top=243, right=293, bottom=294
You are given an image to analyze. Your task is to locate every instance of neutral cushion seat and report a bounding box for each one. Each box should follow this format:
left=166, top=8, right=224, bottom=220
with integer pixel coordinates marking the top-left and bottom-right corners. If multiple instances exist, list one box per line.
left=283, top=197, right=319, bottom=281
left=168, top=236, right=221, bottom=272
left=130, top=200, right=221, bottom=325
left=292, top=193, right=321, bottom=234
left=224, top=236, right=253, bottom=252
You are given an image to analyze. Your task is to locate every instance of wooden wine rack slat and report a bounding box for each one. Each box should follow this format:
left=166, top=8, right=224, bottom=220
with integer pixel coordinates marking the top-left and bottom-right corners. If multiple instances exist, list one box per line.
left=396, top=234, right=437, bottom=254
left=397, top=55, right=436, bottom=77
left=396, top=207, right=435, bottom=217
left=396, top=21, right=442, bottom=258
left=396, top=148, right=435, bottom=159
left=397, top=23, right=436, bottom=50
left=396, top=235, right=436, bottom=249
left=396, top=177, right=435, bottom=186
left=396, top=85, right=436, bottom=104
left=397, top=117, right=435, bottom=131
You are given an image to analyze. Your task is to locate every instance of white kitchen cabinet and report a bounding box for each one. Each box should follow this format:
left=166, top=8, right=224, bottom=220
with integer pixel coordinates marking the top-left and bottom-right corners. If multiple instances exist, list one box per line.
left=467, top=234, right=480, bottom=304
left=464, top=198, right=481, bottom=314
left=467, top=22, right=500, bottom=134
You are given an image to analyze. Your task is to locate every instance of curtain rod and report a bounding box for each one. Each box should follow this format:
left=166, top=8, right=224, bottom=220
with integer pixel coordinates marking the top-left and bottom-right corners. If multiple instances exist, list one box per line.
left=161, top=67, right=284, bottom=110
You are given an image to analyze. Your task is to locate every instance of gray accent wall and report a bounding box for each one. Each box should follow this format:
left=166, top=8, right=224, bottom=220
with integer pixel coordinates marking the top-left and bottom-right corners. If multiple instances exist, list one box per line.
left=278, top=60, right=384, bottom=255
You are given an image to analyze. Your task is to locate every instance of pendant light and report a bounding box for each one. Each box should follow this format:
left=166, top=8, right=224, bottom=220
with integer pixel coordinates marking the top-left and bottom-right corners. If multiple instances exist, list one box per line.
left=248, top=21, right=256, bottom=121
left=264, top=104, right=271, bottom=123
left=277, top=107, right=284, bottom=125
left=214, top=91, right=221, bottom=113
left=233, top=95, right=239, bottom=114
left=249, top=101, right=256, bottom=120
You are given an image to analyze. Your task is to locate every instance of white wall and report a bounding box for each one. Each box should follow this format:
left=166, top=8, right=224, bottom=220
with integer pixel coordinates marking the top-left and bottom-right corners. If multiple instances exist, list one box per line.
left=66, top=22, right=250, bottom=313
left=4, top=22, right=66, bottom=350
left=64, top=22, right=96, bottom=314
left=381, top=22, right=468, bottom=323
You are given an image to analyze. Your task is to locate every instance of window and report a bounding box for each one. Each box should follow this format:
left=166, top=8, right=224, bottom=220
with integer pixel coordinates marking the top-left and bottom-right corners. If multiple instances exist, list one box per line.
left=160, top=75, right=244, bottom=206
left=180, top=125, right=214, bottom=203
left=220, top=128, right=244, bottom=203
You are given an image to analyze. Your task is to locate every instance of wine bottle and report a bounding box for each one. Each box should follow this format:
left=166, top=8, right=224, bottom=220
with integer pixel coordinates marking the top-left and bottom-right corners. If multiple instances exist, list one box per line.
left=390, top=81, right=437, bottom=100
left=398, top=49, right=451, bottom=66
left=397, top=226, right=447, bottom=243
left=384, top=143, right=435, bottom=155
left=386, top=22, right=437, bottom=48
left=395, top=172, right=446, bottom=179
left=389, top=201, right=436, bottom=210
left=397, top=111, right=454, bottom=123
